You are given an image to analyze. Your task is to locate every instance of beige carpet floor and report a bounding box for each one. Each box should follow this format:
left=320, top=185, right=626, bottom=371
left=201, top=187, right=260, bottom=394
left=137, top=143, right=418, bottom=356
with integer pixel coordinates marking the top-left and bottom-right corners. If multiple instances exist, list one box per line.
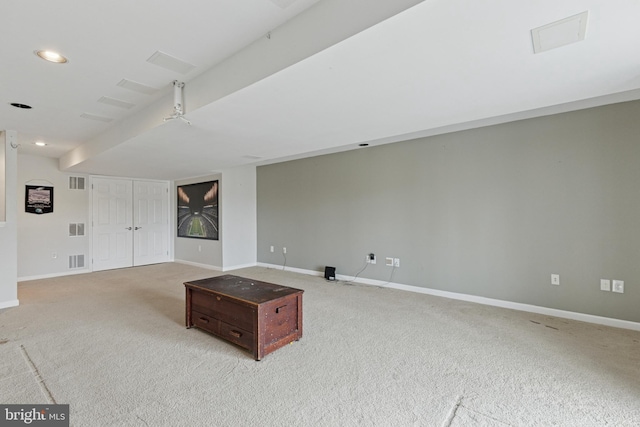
left=1, top=263, right=639, bottom=426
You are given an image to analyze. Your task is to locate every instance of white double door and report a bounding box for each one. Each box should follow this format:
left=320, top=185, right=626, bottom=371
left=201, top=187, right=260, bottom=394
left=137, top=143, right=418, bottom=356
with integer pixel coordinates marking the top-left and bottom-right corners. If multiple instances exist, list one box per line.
left=92, top=177, right=170, bottom=271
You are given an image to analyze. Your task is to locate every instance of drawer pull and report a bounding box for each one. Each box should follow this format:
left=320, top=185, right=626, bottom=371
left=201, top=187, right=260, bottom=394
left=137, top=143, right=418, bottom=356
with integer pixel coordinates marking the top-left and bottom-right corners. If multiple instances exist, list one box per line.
left=229, top=330, right=242, bottom=338
left=216, top=296, right=221, bottom=301
left=276, top=305, right=287, bottom=314
left=199, top=317, right=209, bottom=323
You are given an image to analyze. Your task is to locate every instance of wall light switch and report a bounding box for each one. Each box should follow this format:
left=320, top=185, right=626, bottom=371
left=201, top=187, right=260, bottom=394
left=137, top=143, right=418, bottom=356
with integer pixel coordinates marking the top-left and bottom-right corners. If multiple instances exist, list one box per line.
left=270, top=245, right=274, bottom=253
left=551, top=274, right=560, bottom=285
left=612, top=280, right=624, bottom=293
left=385, top=257, right=394, bottom=267
left=600, top=279, right=611, bottom=291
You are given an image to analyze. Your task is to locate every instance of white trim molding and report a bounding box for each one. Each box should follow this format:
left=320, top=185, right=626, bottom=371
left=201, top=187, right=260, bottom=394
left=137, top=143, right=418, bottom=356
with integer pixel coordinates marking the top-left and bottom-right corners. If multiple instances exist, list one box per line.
left=257, top=263, right=640, bottom=332
left=0, top=299, right=19, bottom=309
left=174, top=259, right=222, bottom=271
left=18, top=269, right=90, bottom=282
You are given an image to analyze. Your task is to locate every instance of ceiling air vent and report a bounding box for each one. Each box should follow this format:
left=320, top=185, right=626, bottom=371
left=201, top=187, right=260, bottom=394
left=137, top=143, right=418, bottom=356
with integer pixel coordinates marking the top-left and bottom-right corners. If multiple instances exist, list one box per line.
left=147, top=51, right=195, bottom=75
left=270, top=0, right=297, bottom=8
left=117, top=79, right=158, bottom=95
left=80, top=113, right=113, bottom=123
left=531, top=11, right=589, bottom=54
left=98, top=96, right=135, bottom=109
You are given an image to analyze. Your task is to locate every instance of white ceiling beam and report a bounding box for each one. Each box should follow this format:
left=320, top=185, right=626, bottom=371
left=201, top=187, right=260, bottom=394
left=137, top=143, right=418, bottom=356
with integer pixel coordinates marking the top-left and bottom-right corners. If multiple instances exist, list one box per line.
left=59, top=0, right=423, bottom=172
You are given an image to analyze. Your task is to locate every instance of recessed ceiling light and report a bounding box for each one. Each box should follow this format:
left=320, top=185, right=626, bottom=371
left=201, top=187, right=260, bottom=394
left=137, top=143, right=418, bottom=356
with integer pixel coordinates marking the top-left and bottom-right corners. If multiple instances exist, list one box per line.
left=35, top=141, right=47, bottom=147
left=35, top=50, right=68, bottom=63
left=10, top=102, right=32, bottom=109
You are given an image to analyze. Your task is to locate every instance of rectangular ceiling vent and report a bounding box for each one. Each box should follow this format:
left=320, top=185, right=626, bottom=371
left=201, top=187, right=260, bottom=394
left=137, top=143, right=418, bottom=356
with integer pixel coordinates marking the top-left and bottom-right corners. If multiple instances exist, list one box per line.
left=270, top=0, right=297, bottom=9
left=117, top=79, right=159, bottom=95
left=98, top=96, right=135, bottom=109
left=147, top=51, right=196, bottom=75
left=531, top=11, right=589, bottom=54
left=80, top=113, right=114, bottom=123
left=69, top=176, right=85, bottom=190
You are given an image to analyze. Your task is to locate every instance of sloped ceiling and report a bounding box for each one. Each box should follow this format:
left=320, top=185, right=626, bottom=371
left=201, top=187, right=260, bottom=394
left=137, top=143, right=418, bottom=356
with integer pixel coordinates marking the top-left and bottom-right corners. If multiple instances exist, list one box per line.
left=3, top=0, right=640, bottom=180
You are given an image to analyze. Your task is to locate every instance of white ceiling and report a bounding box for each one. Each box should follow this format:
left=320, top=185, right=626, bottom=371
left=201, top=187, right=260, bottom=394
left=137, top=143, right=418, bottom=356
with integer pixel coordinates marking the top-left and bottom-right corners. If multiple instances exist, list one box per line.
left=3, top=0, right=640, bottom=180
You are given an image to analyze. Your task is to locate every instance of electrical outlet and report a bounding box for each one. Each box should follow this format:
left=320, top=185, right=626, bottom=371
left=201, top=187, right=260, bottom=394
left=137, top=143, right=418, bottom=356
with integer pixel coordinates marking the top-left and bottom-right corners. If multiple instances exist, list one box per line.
left=366, top=253, right=376, bottom=264
left=385, top=257, right=393, bottom=267
left=551, top=274, right=560, bottom=285
left=600, top=279, right=611, bottom=291
left=283, top=247, right=287, bottom=254
left=52, top=252, right=57, bottom=259
left=198, top=245, right=202, bottom=252
left=270, top=245, right=274, bottom=253
left=394, top=258, right=400, bottom=267
left=612, top=280, right=624, bottom=293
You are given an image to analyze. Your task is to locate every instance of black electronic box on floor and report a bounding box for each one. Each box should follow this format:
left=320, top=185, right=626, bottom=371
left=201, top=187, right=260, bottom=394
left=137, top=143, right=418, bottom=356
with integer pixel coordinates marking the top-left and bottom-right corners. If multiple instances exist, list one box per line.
left=324, top=266, right=336, bottom=281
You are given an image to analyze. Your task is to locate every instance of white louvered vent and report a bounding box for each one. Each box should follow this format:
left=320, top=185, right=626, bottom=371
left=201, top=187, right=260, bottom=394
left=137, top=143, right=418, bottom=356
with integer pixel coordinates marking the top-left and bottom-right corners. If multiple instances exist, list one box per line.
left=69, top=223, right=85, bottom=237
left=68, top=254, right=85, bottom=269
left=69, top=176, right=86, bottom=190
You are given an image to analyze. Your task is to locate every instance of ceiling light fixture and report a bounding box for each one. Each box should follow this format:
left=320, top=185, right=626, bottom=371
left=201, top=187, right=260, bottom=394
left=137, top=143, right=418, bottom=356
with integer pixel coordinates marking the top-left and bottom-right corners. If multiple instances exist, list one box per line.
left=35, top=50, right=68, bottom=63
left=163, top=80, right=191, bottom=125
left=35, top=141, right=47, bottom=147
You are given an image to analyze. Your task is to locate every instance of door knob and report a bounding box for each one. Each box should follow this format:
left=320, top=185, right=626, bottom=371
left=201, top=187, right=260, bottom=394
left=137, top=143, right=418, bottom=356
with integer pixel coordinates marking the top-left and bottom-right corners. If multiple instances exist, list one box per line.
left=134, top=226, right=142, bottom=230
left=125, top=227, right=132, bottom=230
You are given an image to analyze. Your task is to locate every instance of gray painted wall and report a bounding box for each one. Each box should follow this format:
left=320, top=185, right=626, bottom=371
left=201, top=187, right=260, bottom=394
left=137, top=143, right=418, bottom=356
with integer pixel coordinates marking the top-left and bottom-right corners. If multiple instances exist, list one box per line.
left=257, top=100, right=640, bottom=323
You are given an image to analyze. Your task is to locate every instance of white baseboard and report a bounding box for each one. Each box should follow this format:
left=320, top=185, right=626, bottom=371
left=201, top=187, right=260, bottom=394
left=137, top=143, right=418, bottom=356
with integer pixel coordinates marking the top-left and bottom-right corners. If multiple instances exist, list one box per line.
left=174, top=260, right=257, bottom=272
left=257, top=263, right=640, bottom=332
left=18, top=269, right=90, bottom=283
left=0, top=299, right=19, bottom=309
left=223, top=262, right=258, bottom=272
left=174, top=259, right=222, bottom=271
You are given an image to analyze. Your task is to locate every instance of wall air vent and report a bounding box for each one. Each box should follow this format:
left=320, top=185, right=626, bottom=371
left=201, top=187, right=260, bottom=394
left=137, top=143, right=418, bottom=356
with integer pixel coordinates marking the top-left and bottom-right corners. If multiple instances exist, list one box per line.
left=69, top=223, right=85, bottom=237
left=69, top=176, right=85, bottom=190
left=69, top=254, right=85, bottom=269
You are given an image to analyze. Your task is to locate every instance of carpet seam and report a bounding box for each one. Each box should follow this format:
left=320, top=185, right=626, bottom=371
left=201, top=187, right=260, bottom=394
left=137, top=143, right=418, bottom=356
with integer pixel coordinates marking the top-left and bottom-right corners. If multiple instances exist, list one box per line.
left=19, top=344, right=57, bottom=404
left=441, top=394, right=463, bottom=427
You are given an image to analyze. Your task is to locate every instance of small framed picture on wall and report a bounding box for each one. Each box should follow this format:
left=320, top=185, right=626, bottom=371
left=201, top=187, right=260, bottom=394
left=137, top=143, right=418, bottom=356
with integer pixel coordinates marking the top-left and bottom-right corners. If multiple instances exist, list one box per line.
left=25, top=185, right=54, bottom=215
